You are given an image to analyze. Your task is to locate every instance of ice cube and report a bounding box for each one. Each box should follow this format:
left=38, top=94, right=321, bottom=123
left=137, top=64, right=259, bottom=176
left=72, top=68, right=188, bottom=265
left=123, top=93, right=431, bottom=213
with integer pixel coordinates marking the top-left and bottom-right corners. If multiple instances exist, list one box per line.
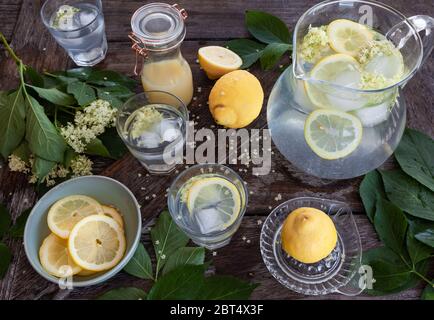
left=325, top=70, right=367, bottom=111
left=352, top=102, right=390, bottom=127
left=75, top=9, right=97, bottom=27
left=136, top=131, right=161, bottom=148
left=365, top=54, right=404, bottom=79
left=195, top=207, right=225, bottom=234
left=159, top=119, right=181, bottom=142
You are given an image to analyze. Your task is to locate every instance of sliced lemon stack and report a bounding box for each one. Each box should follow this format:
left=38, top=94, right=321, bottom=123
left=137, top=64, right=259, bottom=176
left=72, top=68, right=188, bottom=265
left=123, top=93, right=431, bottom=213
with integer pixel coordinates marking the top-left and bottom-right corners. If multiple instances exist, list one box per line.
left=40, top=195, right=126, bottom=278
left=327, top=19, right=373, bottom=56
left=198, top=46, right=242, bottom=79
left=186, top=176, right=242, bottom=233
left=304, top=109, right=363, bottom=160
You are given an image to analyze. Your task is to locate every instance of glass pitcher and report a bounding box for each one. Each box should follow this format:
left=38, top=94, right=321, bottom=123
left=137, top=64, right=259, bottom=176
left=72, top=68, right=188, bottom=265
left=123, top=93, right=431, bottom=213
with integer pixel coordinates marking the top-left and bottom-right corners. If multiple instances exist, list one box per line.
left=267, top=0, right=434, bottom=179
left=130, top=3, right=194, bottom=107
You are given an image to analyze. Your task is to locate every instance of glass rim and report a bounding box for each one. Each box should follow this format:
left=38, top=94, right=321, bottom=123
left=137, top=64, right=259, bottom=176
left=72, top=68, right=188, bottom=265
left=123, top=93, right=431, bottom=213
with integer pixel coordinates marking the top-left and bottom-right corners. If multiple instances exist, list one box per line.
left=115, top=90, right=188, bottom=155
left=292, top=0, right=424, bottom=93
left=167, top=163, right=249, bottom=239
left=40, top=0, right=102, bottom=33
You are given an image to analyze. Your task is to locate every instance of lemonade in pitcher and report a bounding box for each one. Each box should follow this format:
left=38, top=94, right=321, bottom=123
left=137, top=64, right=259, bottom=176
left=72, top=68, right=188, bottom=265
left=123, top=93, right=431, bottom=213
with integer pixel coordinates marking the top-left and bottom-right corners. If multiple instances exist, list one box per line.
left=267, top=0, right=434, bottom=179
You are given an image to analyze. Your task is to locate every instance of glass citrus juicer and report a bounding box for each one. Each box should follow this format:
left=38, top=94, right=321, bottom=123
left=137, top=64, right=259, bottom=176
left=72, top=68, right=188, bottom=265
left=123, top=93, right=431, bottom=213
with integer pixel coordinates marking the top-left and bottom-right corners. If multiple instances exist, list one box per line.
left=267, top=0, right=434, bottom=179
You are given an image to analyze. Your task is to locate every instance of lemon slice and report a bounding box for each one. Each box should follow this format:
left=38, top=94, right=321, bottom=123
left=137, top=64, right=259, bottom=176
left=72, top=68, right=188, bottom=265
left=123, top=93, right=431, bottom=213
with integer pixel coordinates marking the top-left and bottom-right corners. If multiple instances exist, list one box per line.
left=47, top=195, right=104, bottom=239
left=101, top=205, right=124, bottom=229
left=39, top=233, right=82, bottom=278
left=304, top=109, right=363, bottom=160
left=198, top=46, right=242, bottom=79
left=186, top=176, right=241, bottom=233
left=305, top=54, right=365, bottom=111
left=68, top=215, right=126, bottom=272
left=327, top=19, right=373, bottom=56
left=77, top=269, right=97, bottom=276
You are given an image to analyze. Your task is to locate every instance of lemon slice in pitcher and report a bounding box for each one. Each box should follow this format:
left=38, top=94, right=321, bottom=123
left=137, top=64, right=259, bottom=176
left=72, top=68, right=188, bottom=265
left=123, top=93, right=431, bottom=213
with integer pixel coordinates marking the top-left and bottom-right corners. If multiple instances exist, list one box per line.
left=327, top=19, right=373, bottom=56
left=68, top=215, right=126, bottom=272
left=186, top=177, right=241, bottom=232
left=47, top=195, right=104, bottom=239
left=304, top=109, right=363, bottom=160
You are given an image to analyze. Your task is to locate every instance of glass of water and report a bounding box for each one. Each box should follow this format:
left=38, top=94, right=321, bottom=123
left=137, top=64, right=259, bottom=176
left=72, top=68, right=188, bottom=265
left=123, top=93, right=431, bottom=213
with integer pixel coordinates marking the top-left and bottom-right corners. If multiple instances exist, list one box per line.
left=168, top=163, right=248, bottom=249
left=116, top=91, right=188, bottom=174
left=41, top=0, right=107, bottom=66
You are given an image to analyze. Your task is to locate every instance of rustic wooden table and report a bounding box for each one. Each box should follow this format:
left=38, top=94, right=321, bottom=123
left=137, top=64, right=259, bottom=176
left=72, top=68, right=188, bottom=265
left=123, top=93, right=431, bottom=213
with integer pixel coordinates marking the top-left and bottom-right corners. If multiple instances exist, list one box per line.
left=0, top=0, right=433, bottom=300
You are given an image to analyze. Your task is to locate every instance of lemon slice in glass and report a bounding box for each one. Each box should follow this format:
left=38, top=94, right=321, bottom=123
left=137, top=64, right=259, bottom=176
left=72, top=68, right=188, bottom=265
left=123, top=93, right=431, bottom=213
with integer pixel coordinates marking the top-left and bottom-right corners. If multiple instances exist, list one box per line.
left=68, top=215, right=126, bottom=272
left=304, top=109, right=363, bottom=160
left=47, top=195, right=104, bottom=239
left=305, top=54, right=365, bottom=111
left=327, top=19, right=373, bottom=56
left=198, top=46, right=242, bottom=79
left=186, top=176, right=241, bottom=233
left=39, top=233, right=82, bottom=278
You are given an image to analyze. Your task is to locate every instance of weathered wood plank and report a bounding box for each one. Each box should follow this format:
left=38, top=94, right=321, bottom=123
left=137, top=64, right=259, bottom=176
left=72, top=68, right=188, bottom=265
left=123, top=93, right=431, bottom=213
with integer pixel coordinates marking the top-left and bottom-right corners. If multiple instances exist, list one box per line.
left=0, top=0, right=22, bottom=41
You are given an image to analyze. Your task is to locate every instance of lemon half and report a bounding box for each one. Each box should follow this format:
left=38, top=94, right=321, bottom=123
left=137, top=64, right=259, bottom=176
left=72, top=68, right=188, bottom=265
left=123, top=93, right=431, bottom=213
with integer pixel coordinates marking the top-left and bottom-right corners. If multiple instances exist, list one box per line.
left=47, top=195, right=104, bottom=239
left=327, top=19, right=373, bottom=56
left=39, top=233, right=82, bottom=277
left=68, top=215, right=126, bottom=272
left=281, top=207, right=338, bottom=264
left=304, top=109, right=363, bottom=160
left=186, top=176, right=241, bottom=231
left=198, top=46, right=242, bottom=79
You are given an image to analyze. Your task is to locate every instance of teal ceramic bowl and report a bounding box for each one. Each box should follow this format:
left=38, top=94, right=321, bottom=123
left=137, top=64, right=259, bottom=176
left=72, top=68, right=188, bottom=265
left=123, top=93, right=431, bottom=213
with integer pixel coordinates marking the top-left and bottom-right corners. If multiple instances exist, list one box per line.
left=24, top=176, right=142, bottom=287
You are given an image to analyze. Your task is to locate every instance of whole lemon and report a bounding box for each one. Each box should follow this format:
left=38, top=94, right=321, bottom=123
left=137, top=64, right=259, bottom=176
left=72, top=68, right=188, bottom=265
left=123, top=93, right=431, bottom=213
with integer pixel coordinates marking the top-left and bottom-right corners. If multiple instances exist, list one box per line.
left=208, top=70, right=264, bottom=128
left=281, top=207, right=337, bottom=264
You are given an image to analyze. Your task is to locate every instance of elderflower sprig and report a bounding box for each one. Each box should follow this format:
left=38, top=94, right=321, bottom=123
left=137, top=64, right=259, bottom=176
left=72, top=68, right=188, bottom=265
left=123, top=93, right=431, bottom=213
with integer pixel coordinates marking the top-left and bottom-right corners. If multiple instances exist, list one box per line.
left=300, top=25, right=330, bottom=63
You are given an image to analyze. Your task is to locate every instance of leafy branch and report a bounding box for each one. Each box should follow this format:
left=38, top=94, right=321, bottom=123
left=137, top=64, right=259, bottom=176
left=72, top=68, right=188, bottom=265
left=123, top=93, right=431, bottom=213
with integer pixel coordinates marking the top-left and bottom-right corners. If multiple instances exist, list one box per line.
left=226, top=11, right=292, bottom=70
left=99, top=211, right=257, bottom=300
left=360, top=128, right=434, bottom=299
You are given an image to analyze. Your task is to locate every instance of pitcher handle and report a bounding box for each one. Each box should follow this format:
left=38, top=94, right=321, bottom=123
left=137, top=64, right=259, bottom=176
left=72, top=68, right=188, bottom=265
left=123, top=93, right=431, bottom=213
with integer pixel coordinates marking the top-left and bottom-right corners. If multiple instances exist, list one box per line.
left=408, top=15, right=434, bottom=66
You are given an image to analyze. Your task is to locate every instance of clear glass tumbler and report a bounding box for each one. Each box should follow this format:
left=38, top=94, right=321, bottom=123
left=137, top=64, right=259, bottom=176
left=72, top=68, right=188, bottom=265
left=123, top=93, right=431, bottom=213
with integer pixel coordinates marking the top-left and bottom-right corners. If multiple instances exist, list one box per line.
left=168, top=163, right=248, bottom=250
left=41, top=0, right=107, bottom=66
left=116, top=91, right=188, bottom=174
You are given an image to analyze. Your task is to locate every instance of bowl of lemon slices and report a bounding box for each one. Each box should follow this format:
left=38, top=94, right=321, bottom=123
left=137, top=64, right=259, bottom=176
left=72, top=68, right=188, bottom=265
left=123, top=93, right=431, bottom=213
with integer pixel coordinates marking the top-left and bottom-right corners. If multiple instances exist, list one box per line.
left=24, top=176, right=141, bottom=287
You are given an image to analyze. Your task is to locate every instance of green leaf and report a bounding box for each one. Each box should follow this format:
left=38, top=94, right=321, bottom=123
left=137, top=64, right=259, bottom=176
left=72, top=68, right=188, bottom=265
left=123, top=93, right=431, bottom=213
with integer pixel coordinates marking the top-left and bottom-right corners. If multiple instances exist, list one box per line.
left=381, top=170, right=434, bottom=221
left=85, top=138, right=111, bottom=158
left=360, top=170, right=386, bottom=223
left=67, top=81, right=96, bottom=106
left=151, top=211, right=189, bottom=274
left=162, top=247, right=205, bottom=275
left=97, top=287, right=147, bottom=300
left=29, top=86, right=76, bottom=106
left=0, top=243, right=11, bottom=279
left=151, top=211, right=190, bottom=274
left=66, top=67, right=93, bottom=81
left=226, top=39, right=266, bottom=69
left=260, top=43, right=291, bottom=70
left=25, top=95, right=67, bottom=162
left=245, top=10, right=290, bottom=44
left=98, top=128, right=128, bottom=159
left=197, top=276, right=257, bottom=300
left=422, top=283, right=434, bottom=300
left=123, top=243, right=153, bottom=280
left=87, top=70, right=136, bottom=90
left=51, top=74, right=79, bottom=85
left=33, top=156, right=56, bottom=179
left=63, top=148, right=77, bottom=168
left=395, top=128, right=434, bottom=192
left=374, top=199, right=407, bottom=255
left=24, top=67, right=44, bottom=87
left=408, top=219, right=434, bottom=248
left=8, top=208, right=31, bottom=238
left=96, top=88, right=124, bottom=108
left=147, top=264, right=206, bottom=300
left=12, top=141, right=31, bottom=162
left=0, top=89, right=26, bottom=159
left=362, top=246, right=417, bottom=295
left=0, top=204, right=11, bottom=238
left=406, top=229, right=432, bottom=265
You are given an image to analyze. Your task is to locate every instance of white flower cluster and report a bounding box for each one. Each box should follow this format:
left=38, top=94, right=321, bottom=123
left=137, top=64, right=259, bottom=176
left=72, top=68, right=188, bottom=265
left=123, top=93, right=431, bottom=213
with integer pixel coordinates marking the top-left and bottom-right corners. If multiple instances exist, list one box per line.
left=8, top=154, right=29, bottom=173
left=61, top=99, right=117, bottom=153
left=70, top=155, right=93, bottom=178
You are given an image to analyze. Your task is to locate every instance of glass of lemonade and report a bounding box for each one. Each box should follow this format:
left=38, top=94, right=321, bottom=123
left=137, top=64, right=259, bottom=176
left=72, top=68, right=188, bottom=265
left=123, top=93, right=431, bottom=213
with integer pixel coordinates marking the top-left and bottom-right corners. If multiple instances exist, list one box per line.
left=267, top=0, right=434, bottom=180
left=116, top=91, right=188, bottom=174
left=168, top=164, right=248, bottom=250
left=41, top=0, right=107, bottom=66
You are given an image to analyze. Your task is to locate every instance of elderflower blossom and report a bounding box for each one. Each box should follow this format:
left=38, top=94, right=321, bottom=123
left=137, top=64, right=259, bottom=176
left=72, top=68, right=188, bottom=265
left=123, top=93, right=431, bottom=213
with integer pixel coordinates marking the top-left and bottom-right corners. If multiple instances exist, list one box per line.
left=70, top=155, right=93, bottom=177
left=357, top=40, right=396, bottom=65
left=61, top=99, right=117, bottom=153
left=8, top=154, right=30, bottom=173
left=300, top=25, right=330, bottom=63
left=29, top=163, right=70, bottom=186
